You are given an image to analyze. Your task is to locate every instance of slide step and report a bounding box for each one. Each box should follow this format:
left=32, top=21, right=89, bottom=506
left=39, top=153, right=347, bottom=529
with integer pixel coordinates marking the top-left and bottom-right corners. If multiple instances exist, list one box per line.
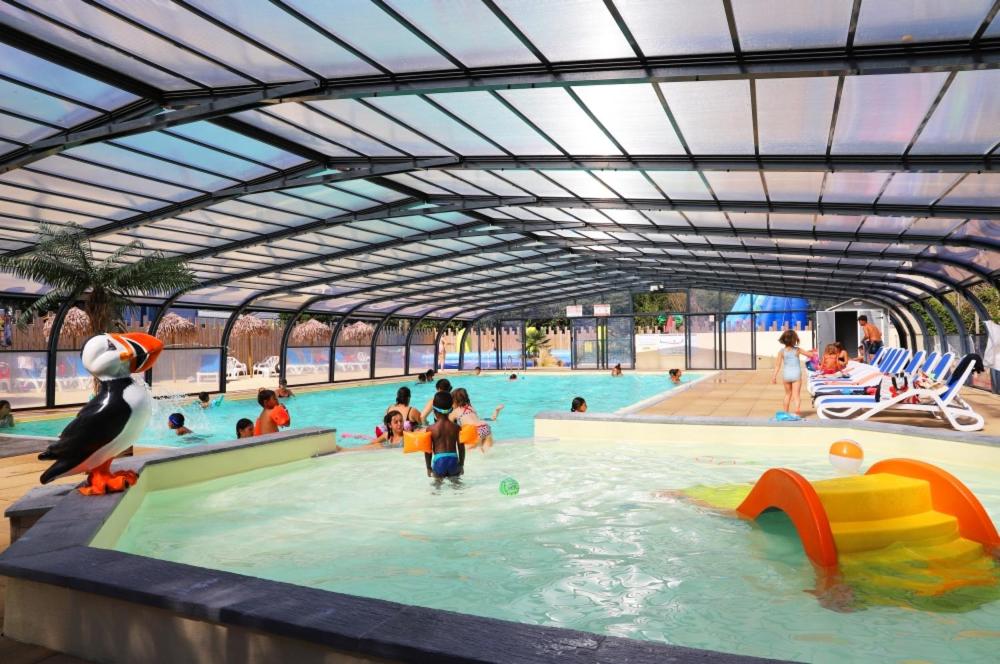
left=831, top=511, right=958, bottom=553
left=841, top=536, right=985, bottom=567
left=812, top=475, right=932, bottom=522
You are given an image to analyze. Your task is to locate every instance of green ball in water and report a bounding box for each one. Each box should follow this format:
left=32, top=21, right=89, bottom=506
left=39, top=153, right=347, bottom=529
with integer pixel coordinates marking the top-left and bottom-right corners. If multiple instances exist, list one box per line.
left=499, top=477, right=520, bottom=496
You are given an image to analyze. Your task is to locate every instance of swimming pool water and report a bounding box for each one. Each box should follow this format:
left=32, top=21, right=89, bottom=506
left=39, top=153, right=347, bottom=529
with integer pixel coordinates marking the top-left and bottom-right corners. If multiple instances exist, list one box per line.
left=113, top=438, right=1000, bottom=663
left=12, top=373, right=691, bottom=447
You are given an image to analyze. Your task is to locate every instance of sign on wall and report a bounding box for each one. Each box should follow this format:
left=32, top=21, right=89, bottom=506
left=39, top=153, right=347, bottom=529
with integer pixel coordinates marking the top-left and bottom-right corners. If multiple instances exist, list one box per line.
left=566, top=305, right=583, bottom=317
left=593, top=304, right=611, bottom=317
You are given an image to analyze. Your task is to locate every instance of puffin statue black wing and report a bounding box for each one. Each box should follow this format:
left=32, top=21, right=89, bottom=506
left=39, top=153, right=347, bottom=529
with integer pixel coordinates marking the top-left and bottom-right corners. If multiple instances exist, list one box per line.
left=39, top=332, right=163, bottom=495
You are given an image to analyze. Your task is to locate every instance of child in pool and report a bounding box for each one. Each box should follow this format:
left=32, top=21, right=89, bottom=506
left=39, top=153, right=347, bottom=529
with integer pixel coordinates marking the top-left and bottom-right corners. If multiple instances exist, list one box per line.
left=195, top=392, right=210, bottom=409
left=168, top=412, right=192, bottom=436
left=668, top=368, right=683, bottom=384
left=571, top=396, right=587, bottom=413
left=426, top=391, right=463, bottom=479
left=255, top=389, right=291, bottom=435
left=450, top=387, right=504, bottom=453
left=235, top=418, right=254, bottom=439
left=420, top=378, right=452, bottom=423
left=276, top=379, right=294, bottom=398
left=0, top=400, right=14, bottom=428
left=771, top=329, right=811, bottom=417
left=365, top=411, right=405, bottom=449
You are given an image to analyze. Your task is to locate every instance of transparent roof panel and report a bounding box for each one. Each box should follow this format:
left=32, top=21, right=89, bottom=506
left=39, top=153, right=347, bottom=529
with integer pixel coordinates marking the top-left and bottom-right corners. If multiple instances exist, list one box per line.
left=0, top=79, right=101, bottom=128
left=765, top=172, right=825, bottom=202
left=273, top=103, right=406, bottom=156
left=426, top=92, right=560, bottom=155
left=281, top=0, right=452, bottom=73
left=703, top=172, right=766, bottom=201
left=544, top=171, right=617, bottom=198
left=444, top=171, right=530, bottom=196
left=494, top=0, right=633, bottom=62
left=184, top=0, right=376, bottom=77
left=497, top=88, right=620, bottom=155
left=660, top=80, right=754, bottom=154
left=645, top=172, right=714, bottom=200
left=733, top=0, right=852, bottom=50
left=233, top=110, right=360, bottom=157
left=384, top=0, right=538, bottom=67
left=832, top=72, right=949, bottom=154
left=756, top=77, right=837, bottom=154
left=166, top=122, right=306, bottom=170
left=573, top=84, right=684, bottom=154
left=364, top=97, right=503, bottom=155
left=614, top=0, right=732, bottom=56
left=910, top=69, right=1000, bottom=155
left=939, top=174, right=1000, bottom=206
left=0, top=112, right=56, bottom=144
left=854, top=0, right=994, bottom=45
left=879, top=173, right=962, bottom=205
left=305, top=100, right=450, bottom=156
left=593, top=171, right=664, bottom=199
left=822, top=173, right=891, bottom=204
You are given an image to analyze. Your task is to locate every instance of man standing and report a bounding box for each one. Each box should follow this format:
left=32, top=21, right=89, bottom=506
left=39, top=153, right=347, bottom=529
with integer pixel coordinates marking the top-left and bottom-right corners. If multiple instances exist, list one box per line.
left=858, top=315, right=883, bottom=362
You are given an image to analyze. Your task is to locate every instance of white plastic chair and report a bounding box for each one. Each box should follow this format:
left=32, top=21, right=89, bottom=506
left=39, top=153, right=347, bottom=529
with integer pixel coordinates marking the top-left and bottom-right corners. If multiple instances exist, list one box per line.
left=253, top=355, right=280, bottom=378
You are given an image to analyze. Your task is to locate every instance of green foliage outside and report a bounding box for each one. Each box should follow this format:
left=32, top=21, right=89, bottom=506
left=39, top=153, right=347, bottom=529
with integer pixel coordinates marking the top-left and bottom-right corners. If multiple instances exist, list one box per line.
left=524, top=326, right=551, bottom=359
left=633, top=291, right=688, bottom=328
left=911, top=284, right=1000, bottom=335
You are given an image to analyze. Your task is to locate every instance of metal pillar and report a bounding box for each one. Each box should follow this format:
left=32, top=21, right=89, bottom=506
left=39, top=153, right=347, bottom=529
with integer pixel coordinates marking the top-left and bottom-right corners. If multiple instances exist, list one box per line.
left=45, top=298, right=74, bottom=408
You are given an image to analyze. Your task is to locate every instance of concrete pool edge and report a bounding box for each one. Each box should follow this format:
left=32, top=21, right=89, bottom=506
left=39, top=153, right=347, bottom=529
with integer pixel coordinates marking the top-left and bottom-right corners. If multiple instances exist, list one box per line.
left=1, top=428, right=777, bottom=664
left=615, top=371, right=716, bottom=415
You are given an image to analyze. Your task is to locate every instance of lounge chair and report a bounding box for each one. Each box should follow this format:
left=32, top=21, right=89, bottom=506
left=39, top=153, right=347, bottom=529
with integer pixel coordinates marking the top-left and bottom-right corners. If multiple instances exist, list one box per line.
left=196, top=355, right=220, bottom=383
left=815, top=354, right=986, bottom=432
left=809, top=348, right=911, bottom=396
left=253, top=355, right=280, bottom=378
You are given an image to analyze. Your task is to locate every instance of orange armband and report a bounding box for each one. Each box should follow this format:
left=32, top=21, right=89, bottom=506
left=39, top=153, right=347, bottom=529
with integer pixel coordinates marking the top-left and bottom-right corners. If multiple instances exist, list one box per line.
left=403, top=430, right=431, bottom=454
left=270, top=404, right=290, bottom=427
left=459, top=424, right=479, bottom=447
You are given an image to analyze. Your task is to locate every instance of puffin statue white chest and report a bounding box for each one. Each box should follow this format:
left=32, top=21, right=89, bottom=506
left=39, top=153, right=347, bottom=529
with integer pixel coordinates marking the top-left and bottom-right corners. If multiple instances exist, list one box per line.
left=39, top=332, right=163, bottom=495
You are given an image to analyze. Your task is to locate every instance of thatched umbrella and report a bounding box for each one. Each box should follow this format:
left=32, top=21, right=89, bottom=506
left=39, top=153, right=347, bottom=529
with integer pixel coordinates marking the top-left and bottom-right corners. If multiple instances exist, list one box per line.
left=231, top=314, right=270, bottom=372
left=43, top=306, right=91, bottom=343
left=340, top=320, right=374, bottom=345
left=291, top=318, right=331, bottom=345
left=157, top=312, right=197, bottom=383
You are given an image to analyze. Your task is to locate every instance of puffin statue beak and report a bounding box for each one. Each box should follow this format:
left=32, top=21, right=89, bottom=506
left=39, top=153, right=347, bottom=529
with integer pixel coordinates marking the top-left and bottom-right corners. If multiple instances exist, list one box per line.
left=111, top=332, right=164, bottom=373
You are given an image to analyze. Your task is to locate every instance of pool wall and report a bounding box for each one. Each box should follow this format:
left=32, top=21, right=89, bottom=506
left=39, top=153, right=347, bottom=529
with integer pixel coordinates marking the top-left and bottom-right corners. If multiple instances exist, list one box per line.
left=0, top=426, right=775, bottom=664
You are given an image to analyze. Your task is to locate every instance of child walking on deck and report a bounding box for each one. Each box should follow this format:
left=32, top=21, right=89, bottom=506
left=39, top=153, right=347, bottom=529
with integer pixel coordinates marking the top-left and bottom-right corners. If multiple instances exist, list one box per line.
left=771, top=330, right=810, bottom=418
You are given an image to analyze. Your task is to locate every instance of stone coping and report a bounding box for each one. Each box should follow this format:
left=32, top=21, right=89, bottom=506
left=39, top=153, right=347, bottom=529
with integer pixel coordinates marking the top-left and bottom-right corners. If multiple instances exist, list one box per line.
left=0, top=434, right=58, bottom=458
left=534, top=411, right=1000, bottom=448
left=0, top=427, right=778, bottom=664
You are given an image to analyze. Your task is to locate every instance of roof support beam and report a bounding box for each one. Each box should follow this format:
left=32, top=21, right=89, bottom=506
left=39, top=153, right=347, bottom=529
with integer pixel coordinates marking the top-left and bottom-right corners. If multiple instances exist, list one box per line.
left=434, top=195, right=1000, bottom=223
left=0, top=80, right=320, bottom=175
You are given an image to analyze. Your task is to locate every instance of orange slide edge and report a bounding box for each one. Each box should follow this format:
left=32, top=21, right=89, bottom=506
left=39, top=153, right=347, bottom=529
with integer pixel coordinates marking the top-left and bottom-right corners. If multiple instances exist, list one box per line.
left=867, top=458, right=1000, bottom=553
left=735, top=468, right=838, bottom=568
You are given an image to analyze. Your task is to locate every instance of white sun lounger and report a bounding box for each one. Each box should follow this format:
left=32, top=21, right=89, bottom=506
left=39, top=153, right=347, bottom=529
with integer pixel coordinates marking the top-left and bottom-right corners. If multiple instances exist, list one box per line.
left=809, top=348, right=911, bottom=396
left=815, top=354, right=985, bottom=432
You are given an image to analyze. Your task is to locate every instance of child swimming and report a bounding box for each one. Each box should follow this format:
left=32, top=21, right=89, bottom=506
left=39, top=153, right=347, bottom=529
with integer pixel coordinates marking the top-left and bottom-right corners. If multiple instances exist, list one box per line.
left=426, top=391, right=463, bottom=480
left=255, top=389, right=291, bottom=435
left=450, top=387, right=504, bottom=453
left=668, top=368, right=683, bottom=384
left=167, top=412, right=192, bottom=436
left=235, top=418, right=254, bottom=439
left=571, top=396, right=587, bottom=412
left=366, top=411, right=405, bottom=449
left=195, top=392, right=210, bottom=409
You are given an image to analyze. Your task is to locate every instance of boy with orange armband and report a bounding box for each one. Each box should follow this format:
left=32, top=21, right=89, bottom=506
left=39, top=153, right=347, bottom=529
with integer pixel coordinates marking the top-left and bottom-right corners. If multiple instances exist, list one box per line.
left=255, top=389, right=291, bottom=435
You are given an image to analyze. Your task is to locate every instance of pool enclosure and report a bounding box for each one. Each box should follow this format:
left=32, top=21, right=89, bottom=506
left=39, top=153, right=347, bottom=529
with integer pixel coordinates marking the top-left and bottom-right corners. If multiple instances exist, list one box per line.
left=0, top=1, right=997, bottom=408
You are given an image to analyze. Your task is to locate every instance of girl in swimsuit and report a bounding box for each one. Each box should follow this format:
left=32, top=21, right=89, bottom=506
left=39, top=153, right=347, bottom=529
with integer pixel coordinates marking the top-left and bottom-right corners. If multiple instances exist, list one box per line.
left=450, top=387, right=504, bottom=453
left=386, top=386, right=421, bottom=431
left=365, top=411, right=405, bottom=449
left=771, top=329, right=811, bottom=417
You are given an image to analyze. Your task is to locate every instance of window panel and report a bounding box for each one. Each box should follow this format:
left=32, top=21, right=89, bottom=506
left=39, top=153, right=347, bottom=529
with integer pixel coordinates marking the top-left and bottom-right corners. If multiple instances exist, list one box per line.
left=822, top=173, right=890, bottom=204
left=113, top=132, right=275, bottom=179
left=493, top=171, right=576, bottom=196
left=493, top=0, right=633, bottom=61
left=232, top=110, right=358, bottom=157
left=832, top=72, right=949, bottom=154
left=879, top=173, right=962, bottom=205
left=939, top=174, right=1000, bottom=206
left=34, top=155, right=198, bottom=201
left=307, top=100, right=450, bottom=155
left=854, top=0, right=993, bottom=45
left=615, top=0, right=732, bottom=55
left=498, top=88, right=621, bottom=155
left=443, top=171, right=530, bottom=196
left=645, top=172, right=713, bottom=200
left=911, top=70, right=1000, bottom=155
left=756, top=77, right=837, bottom=154
left=733, top=0, right=852, bottom=49
left=660, top=80, right=754, bottom=154
left=167, top=122, right=305, bottom=170
left=365, top=97, right=502, bottom=154
left=544, top=171, right=617, bottom=198
left=17, top=0, right=252, bottom=87
left=573, top=84, right=684, bottom=154
left=384, top=0, right=538, bottom=67
left=764, top=172, right=825, bottom=202
left=703, top=172, right=766, bottom=200
left=428, top=92, right=560, bottom=154
left=269, top=104, right=404, bottom=156
left=66, top=143, right=238, bottom=191
left=0, top=111, right=56, bottom=143
left=593, top=171, right=664, bottom=198
left=0, top=79, right=99, bottom=127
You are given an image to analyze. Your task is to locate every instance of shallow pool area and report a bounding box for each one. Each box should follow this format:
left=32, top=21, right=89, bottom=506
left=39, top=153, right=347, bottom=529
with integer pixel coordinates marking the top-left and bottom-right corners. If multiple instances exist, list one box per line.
left=12, top=372, right=694, bottom=447
left=110, top=436, right=1000, bottom=663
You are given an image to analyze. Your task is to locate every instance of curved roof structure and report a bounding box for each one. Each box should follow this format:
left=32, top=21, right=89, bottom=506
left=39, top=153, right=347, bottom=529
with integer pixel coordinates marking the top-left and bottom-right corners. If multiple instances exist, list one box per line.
left=0, top=0, right=997, bottom=323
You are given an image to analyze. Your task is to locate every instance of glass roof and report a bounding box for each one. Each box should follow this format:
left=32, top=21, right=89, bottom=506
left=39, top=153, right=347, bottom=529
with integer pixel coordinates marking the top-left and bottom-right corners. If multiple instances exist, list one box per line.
left=0, top=1, right=996, bottom=319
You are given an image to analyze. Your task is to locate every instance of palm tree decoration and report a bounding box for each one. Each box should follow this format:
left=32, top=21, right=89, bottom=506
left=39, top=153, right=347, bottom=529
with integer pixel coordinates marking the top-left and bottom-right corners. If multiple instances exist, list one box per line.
left=230, top=313, right=269, bottom=374
left=524, top=326, right=551, bottom=360
left=0, top=223, right=196, bottom=335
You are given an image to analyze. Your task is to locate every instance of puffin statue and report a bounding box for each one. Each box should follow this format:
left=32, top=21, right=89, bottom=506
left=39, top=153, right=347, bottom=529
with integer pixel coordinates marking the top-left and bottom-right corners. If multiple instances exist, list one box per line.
left=39, top=332, right=163, bottom=495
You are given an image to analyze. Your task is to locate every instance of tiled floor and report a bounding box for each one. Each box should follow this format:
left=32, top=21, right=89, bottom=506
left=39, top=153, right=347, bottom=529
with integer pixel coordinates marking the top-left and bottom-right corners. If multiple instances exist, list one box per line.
left=643, top=368, right=1000, bottom=436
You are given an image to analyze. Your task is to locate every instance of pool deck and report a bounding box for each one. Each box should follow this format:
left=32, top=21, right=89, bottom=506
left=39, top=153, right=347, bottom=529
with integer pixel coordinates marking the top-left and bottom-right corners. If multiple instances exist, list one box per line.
left=641, top=367, right=1000, bottom=436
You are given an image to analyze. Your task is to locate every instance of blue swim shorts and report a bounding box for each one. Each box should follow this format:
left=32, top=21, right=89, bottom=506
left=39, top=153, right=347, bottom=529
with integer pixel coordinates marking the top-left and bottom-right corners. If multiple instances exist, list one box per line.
left=431, top=452, right=460, bottom=477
